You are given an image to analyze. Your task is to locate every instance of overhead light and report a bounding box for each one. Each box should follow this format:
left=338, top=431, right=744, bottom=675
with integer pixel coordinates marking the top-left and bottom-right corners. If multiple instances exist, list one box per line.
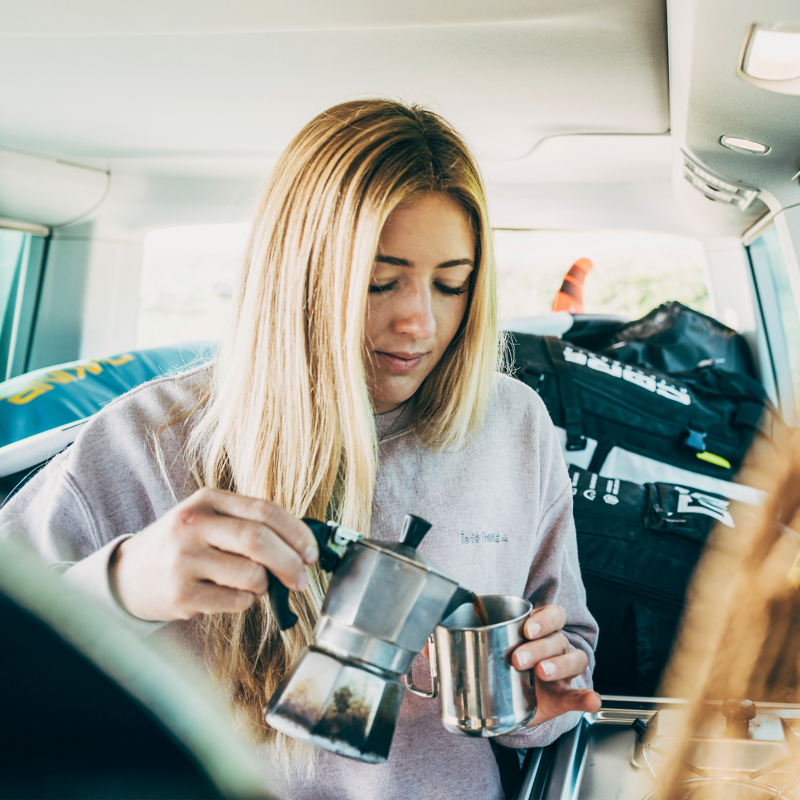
left=739, top=24, right=800, bottom=95
left=719, top=136, right=770, bottom=155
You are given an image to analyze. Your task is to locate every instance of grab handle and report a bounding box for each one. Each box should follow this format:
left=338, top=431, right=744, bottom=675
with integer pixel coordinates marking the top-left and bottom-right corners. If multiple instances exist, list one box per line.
left=404, top=636, right=438, bottom=699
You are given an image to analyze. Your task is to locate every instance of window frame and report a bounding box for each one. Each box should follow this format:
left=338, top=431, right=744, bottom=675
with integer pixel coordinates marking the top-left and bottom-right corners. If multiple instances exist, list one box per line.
left=0, top=220, right=50, bottom=381
left=746, top=222, right=800, bottom=426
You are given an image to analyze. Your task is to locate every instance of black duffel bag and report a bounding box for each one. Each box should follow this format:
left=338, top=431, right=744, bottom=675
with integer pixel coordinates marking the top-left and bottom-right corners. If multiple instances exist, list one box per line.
left=509, top=334, right=777, bottom=502
left=562, top=301, right=756, bottom=377
left=570, top=465, right=733, bottom=696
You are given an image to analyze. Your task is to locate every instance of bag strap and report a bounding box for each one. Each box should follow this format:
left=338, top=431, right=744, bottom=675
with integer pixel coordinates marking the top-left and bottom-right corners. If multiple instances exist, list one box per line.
left=734, top=402, right=764, bottom=430
left=544, top=336, right=587, bottom=451
left=489, top=740, right=522, bottom=799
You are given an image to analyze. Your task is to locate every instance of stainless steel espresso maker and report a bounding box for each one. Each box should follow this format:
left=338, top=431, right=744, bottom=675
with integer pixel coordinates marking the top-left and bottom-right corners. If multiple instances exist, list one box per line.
left=263, top=514, right=472, bottom=763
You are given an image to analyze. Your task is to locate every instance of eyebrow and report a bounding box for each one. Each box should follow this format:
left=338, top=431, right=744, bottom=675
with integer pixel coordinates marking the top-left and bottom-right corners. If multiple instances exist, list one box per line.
left=375, top=255, right=474, bottom=268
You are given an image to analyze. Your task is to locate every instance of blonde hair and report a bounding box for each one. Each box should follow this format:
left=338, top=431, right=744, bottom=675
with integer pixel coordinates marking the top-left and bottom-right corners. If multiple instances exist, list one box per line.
left=184, top=99, right=501, bottom=767
left=655, top=427, right=800, bottom=800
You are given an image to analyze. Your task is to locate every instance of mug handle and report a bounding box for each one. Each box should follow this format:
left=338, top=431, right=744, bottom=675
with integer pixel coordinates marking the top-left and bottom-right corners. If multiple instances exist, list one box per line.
left=404, top=636, right=438, bottom=699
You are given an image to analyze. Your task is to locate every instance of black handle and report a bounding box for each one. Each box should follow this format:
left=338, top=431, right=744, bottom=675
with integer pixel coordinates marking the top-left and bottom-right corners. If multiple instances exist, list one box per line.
left=267, top=572, right=298, bottom=631
left=266, top=517, right=339, bottom=632
left=302, top=518, right=343, bottom=571
left=631, top=718, right=650, bottom=742
left=401, top=514, right=432, bottom=550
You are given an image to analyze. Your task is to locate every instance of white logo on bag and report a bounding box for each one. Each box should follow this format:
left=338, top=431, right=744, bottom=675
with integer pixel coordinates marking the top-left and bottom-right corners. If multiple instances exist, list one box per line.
left=582, top=472, right=598, bottom=501
left=574, top=472, right=622, bottom=504
left=563, top=346, right=691, bottom=406
left=674, top=487, right=735, bottom=528
left=603, top=478, right=620, bottom=504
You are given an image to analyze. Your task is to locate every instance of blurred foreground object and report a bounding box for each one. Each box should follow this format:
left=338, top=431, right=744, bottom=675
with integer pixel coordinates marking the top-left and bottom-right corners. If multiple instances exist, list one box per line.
left=0, top=539, right=268, bottom=799
left=552, top=258, right=594, bottom=313
left=654, top=427, right=800, bottom=800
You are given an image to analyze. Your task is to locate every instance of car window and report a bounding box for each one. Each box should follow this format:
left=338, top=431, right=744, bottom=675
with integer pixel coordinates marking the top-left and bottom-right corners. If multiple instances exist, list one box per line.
left=494, top=229, right=712, bottom=323
left=0, top=227, right=47, bottom=380
left=139, top=225, right=714, bottom=349
left=748, top=224, right=800, bottom=422
left=136, top=224, right=247, bottom=349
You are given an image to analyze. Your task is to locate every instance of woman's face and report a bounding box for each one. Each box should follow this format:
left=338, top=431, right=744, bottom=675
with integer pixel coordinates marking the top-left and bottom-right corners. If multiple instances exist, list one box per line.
left=365, top=191, right=475, bottom=415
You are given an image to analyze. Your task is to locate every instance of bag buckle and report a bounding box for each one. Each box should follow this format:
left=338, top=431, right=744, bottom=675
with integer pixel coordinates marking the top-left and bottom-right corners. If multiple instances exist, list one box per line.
left=684, top=425, right=707, bottom=453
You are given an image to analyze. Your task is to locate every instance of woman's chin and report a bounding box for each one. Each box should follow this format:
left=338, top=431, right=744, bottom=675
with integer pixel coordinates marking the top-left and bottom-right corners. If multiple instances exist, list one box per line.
left=370, top=377, right=421, bottom=415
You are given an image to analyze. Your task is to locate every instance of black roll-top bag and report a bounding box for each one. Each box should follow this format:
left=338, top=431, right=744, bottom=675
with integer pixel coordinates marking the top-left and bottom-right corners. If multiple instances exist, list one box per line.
left=562, top=300, right=757, bottom=377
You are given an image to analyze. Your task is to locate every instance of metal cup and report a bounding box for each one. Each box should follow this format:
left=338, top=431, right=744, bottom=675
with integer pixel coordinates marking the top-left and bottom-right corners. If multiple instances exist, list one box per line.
left=405, top=595, right=537, bottom=737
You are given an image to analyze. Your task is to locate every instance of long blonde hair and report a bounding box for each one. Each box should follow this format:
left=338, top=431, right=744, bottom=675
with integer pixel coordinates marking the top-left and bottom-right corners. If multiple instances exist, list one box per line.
left=655, top=427, right=800, bottom=799
left=185, top=99, right=501, bottom=763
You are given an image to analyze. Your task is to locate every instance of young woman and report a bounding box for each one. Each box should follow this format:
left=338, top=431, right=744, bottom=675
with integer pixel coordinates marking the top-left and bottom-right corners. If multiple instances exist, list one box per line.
left=0, top=100, right=599, bottom=799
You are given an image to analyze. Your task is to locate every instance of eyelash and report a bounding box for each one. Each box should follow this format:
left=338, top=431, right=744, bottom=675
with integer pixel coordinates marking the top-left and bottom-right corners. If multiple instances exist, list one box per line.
left=368, top=281, right=468, bottom=296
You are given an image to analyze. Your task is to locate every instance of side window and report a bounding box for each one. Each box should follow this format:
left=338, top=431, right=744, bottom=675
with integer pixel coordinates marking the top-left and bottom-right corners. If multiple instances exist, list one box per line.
left=137, top=224, right=247, bottom=349
left=0, top=227, right=47, bottom=380
left=493, top=229, right=712, bottom=323
left=748, top=225, right=800, bottom=423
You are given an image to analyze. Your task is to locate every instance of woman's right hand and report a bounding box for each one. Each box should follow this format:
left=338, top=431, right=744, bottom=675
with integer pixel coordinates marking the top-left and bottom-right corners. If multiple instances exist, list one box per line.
left=109, top=488, right=319, bottom=622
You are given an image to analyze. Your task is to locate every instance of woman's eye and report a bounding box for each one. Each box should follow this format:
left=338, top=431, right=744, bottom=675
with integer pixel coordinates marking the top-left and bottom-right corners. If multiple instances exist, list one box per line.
left=435, top=283, right=468, bottom=296
left=368, top=281, right=397, bottom=294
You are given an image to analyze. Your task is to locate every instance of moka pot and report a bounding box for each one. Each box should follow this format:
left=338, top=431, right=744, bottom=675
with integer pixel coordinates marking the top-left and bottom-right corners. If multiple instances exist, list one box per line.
left=263, top=514, right=472, bottom=763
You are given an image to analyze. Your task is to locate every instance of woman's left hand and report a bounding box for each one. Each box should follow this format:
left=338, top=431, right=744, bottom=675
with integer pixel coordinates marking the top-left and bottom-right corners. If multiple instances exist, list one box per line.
left=511, top=604, right=602, bottom=726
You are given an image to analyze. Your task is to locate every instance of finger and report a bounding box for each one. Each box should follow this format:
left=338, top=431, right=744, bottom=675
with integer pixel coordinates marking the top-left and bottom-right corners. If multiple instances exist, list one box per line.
left=524, top=604, right=567, bottom=639
left=535, top=647, right=589, bottom=682
left=191, top=550, right=269, bottom=596
left=201, top=517, right=309, bottom=591
left=193, top=488, right=319, bottom=564
left=181, top=581, right=257, bottom=617
left=421, top=641, right=430, bottom=660
left=513, top=631, right=570, bottom=671
left=548, top=688, right=602, bottom=716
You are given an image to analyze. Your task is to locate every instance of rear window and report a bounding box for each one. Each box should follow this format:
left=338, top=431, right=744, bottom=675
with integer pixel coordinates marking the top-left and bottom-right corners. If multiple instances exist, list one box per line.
left=137, top=226, right=712, bottom=349
left=494, top=229, right=711, bottom=324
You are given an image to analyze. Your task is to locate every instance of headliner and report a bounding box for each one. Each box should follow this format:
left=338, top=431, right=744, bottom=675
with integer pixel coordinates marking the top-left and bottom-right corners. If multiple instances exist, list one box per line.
left=0, top=0, right=669, bottom=164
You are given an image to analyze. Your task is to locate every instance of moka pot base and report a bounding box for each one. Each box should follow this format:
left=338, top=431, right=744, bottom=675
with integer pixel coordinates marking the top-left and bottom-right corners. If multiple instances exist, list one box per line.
left=264, top=646, right=405, bottom=764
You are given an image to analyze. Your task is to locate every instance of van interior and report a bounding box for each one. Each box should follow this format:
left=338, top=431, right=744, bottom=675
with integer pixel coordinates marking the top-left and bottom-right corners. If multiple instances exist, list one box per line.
left=1, top=0, right=799, bottom=797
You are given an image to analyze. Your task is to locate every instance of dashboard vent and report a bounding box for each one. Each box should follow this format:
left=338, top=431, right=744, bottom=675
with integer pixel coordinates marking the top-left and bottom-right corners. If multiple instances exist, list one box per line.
left=682, top=151, right=759, bottom=210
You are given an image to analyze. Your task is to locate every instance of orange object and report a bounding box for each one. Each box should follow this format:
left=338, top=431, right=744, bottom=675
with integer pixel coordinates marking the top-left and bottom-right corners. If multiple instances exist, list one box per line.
left=551, top=257, right=593, bottom=314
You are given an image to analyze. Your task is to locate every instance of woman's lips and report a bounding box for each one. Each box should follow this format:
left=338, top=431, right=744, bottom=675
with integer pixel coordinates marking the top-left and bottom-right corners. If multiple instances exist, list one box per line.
left=375, top=351, right=426, bottom=373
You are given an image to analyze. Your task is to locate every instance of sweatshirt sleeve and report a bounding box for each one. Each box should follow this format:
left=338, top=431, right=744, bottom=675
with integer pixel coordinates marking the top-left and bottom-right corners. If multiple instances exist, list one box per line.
left=494, top=398, right=598, bottom=749
left=0, top=450, right=166, bottom=637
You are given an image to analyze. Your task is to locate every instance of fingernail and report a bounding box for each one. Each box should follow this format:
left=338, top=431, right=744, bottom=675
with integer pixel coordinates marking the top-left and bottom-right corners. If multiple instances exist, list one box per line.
left=296, top=571, right=309, bottom=590
left=540, top=660, right=556, bottom=677
left=526, top=621, right=541, bottom=638
left=303, top=545, right=319, bottom=565
left=516, top=650, right=532, bottom=668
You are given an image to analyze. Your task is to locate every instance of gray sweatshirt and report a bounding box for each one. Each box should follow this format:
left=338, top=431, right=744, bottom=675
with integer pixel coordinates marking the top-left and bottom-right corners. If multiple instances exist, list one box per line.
left=0, top=366, right=597, bottom=800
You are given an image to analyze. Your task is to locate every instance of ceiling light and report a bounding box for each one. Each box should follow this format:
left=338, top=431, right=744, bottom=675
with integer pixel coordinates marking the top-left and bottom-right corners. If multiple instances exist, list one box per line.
left=739, top=24, right=800, bottom=95
left=719, top=136, right=770, bottom=155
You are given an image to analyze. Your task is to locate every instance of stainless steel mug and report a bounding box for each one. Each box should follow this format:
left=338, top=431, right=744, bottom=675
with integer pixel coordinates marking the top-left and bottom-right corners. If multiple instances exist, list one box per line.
left=405, top=595, right=537, bottom=737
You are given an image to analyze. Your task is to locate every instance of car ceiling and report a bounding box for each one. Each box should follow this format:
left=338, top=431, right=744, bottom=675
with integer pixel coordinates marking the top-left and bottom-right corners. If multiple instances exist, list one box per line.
left=1, top=0, right=798, bottom=236
left=0, top=0, right=668, bottom=163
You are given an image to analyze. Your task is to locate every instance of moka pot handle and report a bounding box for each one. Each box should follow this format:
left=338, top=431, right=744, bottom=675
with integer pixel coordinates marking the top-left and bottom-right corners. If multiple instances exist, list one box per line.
left=267, top=518, right=343, bottom=631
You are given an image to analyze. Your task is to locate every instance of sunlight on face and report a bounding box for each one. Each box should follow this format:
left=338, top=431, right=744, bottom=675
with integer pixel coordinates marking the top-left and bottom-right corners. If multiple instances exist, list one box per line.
left=365, top=192, right=475, bottom=415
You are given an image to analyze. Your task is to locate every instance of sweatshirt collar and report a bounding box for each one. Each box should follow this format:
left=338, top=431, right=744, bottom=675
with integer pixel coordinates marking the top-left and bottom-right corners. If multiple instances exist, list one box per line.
left=374, top=394, right=417, bottom=441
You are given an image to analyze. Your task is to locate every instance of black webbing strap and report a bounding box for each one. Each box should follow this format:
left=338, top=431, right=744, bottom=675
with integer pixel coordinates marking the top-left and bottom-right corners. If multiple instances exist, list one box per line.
left=489, top=740, right=522, bottom=799
left=734, top=402, right=768, bottom=433
left=543, top=336, right=587, bottom=451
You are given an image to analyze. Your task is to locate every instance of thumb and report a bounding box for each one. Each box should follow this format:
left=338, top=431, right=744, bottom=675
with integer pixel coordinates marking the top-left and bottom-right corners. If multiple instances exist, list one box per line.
left=551, top=688, right=602, bottom=715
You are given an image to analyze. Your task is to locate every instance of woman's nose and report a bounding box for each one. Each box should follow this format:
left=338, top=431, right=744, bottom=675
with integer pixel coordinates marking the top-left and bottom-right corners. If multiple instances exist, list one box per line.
left=392, top=283, right=436, bottom=340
